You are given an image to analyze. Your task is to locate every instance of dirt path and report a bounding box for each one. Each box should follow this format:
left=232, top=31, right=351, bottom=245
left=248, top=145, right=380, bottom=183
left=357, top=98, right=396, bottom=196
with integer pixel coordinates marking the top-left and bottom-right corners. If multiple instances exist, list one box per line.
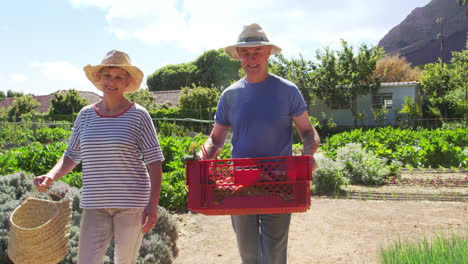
left=173, top=198, right=467, bottom=264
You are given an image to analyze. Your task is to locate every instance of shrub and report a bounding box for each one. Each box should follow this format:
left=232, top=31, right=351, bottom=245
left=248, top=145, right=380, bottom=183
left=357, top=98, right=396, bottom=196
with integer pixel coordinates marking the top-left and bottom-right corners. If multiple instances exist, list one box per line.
left=0, top=173, right=179, bottom=264
left=313, top=156, right=348, bottom=195
left=336, top=143, right=390, bottom=185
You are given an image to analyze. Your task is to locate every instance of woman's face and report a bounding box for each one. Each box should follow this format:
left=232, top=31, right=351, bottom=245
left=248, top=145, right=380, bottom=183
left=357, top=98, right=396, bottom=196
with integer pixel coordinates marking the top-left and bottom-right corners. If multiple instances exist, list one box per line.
left=97, top=67, right=131, bottom=95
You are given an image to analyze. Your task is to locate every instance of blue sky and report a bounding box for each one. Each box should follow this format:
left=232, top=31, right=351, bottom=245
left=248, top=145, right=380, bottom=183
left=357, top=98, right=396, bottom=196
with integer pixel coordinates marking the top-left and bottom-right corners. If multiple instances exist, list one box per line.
left=1, top=0, right=431, bottom=96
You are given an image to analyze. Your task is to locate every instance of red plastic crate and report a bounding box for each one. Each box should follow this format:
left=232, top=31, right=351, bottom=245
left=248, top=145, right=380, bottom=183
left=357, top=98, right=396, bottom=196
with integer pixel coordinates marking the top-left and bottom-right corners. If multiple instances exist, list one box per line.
left=186, top=155, right=312, bottom=215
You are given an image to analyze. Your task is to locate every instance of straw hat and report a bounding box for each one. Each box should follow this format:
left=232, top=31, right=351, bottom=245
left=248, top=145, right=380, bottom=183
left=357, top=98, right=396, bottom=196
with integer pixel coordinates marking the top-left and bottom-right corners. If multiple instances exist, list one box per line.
left=224, top=23, right=282, bottom=60
left=84, top=50, right=144, bottom=94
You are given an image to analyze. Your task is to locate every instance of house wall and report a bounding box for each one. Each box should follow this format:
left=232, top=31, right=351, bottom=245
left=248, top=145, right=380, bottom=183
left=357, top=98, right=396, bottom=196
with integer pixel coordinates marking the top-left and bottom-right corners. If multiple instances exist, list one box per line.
left=308, top=82, right=419, bottom=127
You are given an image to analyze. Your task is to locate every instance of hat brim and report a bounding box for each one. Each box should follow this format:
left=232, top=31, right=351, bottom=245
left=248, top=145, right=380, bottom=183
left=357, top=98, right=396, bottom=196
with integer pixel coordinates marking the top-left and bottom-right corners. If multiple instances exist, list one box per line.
left=224, top=42, right=282, bottom=60
left=83, top=64, right=144, bottom=94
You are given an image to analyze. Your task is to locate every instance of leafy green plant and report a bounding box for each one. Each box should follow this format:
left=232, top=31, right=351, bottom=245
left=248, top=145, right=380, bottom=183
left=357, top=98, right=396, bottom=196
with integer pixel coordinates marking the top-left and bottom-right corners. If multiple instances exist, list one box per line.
left=379, top=232, right=467, bottom=264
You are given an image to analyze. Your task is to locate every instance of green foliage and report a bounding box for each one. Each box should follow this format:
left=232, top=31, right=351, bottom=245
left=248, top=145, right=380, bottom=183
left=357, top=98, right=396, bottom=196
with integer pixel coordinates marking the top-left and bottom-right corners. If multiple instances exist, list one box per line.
left=313, top=157, right=348, bottom=194
left=193, top=48, right=240, bottom=90
left=0, top=123, right=34, bottom=150
left=178, top=85, right=220, bottom=110
left=6, top=90, right=24, bottom=98
left=159, top=169, right=188, bottom=211
left=126, top=88, right=158, bottom=111
left=0, top=142, right=74, bottom=176
left=36, top=127, right=72, bottom=144
left=311, top=39, right=385, bottom=126
left=48, top=90, right=88, bottom=115
left=0, top=91, right=5, bottom=100
left=6, top=95, right=40, bottom=122
left=322, top=127, right=468, bottom=168
left=269, top=54, right=315, bottom=105
left=147, top=63, right=196, bottom=91
left=399, top=96, right=422, bottom=120
left=156, top=122, right=189, bottom=138
left=0, top=173, right=179, bottom=264
left=372, top=106, right=388, bottom=125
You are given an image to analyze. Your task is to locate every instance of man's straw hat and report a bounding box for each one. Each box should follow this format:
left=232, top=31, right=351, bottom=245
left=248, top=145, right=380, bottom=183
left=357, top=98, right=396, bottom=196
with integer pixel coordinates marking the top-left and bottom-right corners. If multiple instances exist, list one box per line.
left=224, top=23, right=282, bottom=60
left=84, top=50, right=144, bottom=94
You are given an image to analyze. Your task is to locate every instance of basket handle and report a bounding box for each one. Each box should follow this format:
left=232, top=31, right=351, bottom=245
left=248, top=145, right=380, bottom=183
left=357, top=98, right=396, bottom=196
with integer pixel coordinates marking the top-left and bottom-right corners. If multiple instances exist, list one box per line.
left=23, top=190, right=64, bottom=211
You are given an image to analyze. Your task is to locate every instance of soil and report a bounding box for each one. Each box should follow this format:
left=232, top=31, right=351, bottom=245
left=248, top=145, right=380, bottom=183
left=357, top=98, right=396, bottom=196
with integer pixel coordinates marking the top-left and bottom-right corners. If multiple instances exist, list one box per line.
left=173, top=199, right=467, bottom=264
left=172, top=170, right=467, bottom=264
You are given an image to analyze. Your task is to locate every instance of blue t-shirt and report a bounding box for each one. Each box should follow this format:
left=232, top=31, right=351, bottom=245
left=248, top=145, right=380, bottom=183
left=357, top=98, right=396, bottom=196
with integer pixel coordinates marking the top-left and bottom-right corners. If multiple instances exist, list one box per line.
left=215, top=74, right=307, bottom=158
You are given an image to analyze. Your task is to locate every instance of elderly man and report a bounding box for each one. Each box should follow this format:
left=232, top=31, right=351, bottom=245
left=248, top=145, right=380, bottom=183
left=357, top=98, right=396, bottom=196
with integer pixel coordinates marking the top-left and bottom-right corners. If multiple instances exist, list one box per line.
left=198, top=23, right=320, bottom=264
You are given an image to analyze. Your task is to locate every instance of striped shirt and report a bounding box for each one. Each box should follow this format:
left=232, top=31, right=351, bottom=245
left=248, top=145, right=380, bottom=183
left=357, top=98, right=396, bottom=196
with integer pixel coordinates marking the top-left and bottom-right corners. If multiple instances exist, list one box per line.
left=64, top=103, right=164, bottom=209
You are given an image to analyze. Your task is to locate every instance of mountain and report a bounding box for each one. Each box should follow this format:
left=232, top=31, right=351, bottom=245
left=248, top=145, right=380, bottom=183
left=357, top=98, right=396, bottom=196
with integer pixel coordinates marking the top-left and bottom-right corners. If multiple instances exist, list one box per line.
left=378, top=0, right=467, bottom=66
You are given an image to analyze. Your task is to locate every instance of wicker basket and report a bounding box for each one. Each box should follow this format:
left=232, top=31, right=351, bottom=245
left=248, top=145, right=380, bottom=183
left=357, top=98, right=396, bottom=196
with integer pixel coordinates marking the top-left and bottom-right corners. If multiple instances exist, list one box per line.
left=7, top=191, right=72, bottom=264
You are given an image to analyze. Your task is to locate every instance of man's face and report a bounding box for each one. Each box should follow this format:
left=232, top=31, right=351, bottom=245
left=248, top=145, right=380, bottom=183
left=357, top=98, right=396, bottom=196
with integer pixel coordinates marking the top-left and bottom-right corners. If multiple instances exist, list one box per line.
left=237, top=46, right=272, bottom=83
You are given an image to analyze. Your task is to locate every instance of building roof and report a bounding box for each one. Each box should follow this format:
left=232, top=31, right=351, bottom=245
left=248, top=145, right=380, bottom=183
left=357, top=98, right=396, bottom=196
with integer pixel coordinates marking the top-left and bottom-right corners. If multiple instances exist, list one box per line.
left=381, top=81, right=419, bottom=87
left=0, top=90, right=102, bottom=113
left=151, top=90, right=182, bottom=106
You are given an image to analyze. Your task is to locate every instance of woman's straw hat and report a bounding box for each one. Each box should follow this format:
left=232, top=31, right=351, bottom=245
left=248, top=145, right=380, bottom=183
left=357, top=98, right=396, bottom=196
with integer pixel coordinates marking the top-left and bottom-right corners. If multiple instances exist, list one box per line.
left=224, top=23, right=282, bottom=60
left=84, top=50, right=144, bottom=94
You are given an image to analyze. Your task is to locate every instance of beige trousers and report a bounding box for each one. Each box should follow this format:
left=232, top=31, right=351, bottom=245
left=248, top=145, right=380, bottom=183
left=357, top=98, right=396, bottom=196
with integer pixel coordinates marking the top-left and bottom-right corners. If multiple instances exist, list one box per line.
left=77, top=208, right=144, bottom=264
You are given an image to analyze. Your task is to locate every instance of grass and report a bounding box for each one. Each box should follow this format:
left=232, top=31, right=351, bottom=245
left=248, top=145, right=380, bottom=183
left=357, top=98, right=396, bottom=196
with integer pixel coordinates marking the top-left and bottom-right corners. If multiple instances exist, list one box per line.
left=379, top=232, right=468, bottom=264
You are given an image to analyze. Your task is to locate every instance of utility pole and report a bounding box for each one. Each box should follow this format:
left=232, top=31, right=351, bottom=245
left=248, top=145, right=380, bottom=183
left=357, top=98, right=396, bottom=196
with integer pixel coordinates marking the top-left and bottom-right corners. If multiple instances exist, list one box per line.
left=436, top=17, right=445, bottom=65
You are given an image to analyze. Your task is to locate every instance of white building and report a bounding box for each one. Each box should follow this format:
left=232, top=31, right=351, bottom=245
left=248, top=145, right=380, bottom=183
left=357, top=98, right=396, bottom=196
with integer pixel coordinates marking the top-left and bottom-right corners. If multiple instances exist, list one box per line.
left=309, top=82, right=420, bottom=127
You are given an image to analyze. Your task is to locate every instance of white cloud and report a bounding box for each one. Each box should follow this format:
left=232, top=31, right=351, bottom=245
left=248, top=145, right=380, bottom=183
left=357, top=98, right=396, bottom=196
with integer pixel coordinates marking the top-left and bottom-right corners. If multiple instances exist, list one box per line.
left=69, top=0, right=430, bottom=56
left=10, top=74, right=27, bottom=82
left=32, top=61, right=87, bottom=83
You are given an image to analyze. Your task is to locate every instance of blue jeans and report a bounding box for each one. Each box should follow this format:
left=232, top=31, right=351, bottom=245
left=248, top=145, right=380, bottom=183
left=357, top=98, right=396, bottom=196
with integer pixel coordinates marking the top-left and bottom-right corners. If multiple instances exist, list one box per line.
left=231, top=213, right=292, bottom=264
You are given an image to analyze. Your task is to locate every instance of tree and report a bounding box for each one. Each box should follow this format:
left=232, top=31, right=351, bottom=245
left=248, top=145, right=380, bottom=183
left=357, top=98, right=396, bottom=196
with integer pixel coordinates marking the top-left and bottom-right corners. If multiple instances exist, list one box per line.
left=178, top=85, right=220, bottom=111
left=147, top=63, right=196, bottom=91
left=193, top=49, right=240, bottom=90
left=7, top=95, right=40, bottom=122
left=419, top=60, right=461, bottom=118
left=125, top=88, right=157, bottom=111
left=48, top=89, right=88, bottom=115
left=147, top=49, right=241, bottom=92
left=311, top=40, right=385, bottom=126
left=372, top=54, right=421, bottom=82
left=269, top=54, right=315, bottom=105
left=0, top=91, right=5, bottom=100
left=6, top=90, right=24, bottom=98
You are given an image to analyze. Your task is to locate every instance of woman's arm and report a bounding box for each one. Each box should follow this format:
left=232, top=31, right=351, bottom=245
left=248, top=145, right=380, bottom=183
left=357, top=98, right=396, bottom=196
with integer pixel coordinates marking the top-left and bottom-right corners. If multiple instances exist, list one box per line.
left=141, top=161, right=163, bottom=233
left=34, top=155, right=79, bottom=192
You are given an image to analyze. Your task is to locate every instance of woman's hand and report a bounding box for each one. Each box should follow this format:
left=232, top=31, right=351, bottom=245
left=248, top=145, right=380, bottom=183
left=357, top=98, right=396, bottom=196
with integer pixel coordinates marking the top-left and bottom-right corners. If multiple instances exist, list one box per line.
left=141, top=203, right=158, bottom=233
left=33, top=175, right=54, bottom=192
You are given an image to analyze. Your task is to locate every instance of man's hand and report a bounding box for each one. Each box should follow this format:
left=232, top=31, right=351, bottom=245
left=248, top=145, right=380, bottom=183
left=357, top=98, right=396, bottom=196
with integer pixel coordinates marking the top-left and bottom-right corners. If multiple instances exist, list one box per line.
left=34, top=175, right=54, bottom=192
left=310, top=156, right=317, bottom=173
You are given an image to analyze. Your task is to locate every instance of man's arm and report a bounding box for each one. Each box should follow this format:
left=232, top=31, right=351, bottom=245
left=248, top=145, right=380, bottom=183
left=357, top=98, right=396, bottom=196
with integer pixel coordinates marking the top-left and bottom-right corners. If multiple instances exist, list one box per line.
left=198, top=123, right=230, bottom=160
left=292, top=111, right=320, bottom=171
left=292, top=111, right=320, bottom=155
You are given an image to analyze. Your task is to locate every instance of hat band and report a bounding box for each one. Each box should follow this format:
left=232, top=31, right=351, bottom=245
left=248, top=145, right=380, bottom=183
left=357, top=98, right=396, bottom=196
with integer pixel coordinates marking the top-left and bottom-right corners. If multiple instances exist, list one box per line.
left=239, top=36, right=269, bottom=43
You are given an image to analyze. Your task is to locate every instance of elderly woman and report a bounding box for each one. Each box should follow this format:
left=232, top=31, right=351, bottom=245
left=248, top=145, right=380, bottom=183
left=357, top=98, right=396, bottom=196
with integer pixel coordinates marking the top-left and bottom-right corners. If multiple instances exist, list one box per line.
left=34, top=50, right=164, bottom=264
